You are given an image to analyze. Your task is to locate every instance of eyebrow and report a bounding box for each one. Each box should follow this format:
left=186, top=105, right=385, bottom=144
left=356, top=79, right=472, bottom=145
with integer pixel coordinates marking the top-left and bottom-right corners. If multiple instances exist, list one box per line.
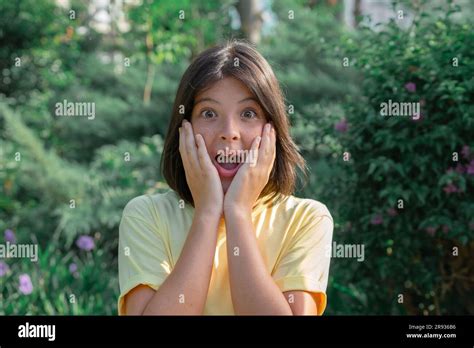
left=238, top=97, right=258, bottom=104
left=194, top=97, right=220, bottom=106
left=194, top=96, right=258, bottom=106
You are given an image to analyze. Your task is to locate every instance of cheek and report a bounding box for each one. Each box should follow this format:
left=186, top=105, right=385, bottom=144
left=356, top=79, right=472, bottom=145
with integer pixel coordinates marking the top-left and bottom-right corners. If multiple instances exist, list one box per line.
left=191, top=121, right=216, bottom=147
left=243, top=126, right=264, bottom=148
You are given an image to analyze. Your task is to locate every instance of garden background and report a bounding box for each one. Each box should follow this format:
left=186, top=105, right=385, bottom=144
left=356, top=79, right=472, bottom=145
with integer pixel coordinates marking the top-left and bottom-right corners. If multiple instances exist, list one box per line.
left=0, top=0, right=473, bottom=315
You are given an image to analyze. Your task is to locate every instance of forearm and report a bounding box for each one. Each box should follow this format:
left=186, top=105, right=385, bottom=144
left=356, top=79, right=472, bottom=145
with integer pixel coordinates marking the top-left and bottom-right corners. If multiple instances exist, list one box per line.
left=143, top=210, right=220, bottom=315
left=224, top=208, right=293, bottom=315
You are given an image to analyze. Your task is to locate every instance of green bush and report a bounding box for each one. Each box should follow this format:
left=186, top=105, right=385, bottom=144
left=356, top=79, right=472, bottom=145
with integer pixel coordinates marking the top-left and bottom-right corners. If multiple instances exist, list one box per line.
left=330, top=2, right=474, bottom=314
left=0, top=237, right=118, bottom=315
left=0, top=104, right=166, bottom=314
left=260, top=0, right=358, bottom=235
left=2, top=0, right=472, bottom=316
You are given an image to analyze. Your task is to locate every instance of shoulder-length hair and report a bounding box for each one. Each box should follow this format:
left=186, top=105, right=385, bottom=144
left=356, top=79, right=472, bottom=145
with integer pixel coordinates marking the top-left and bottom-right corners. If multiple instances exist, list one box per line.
left=161, top=40, right=307, bottom=206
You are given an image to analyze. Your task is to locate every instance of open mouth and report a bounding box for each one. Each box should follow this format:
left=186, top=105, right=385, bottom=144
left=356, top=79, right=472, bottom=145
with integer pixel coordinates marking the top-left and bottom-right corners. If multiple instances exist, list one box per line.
left=213, top=153, right=244, bottom=178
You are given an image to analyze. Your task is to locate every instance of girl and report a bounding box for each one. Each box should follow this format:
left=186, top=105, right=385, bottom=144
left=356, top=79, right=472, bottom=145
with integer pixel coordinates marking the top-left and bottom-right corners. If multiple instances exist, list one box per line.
left=118, top=40, right=333, bottom=315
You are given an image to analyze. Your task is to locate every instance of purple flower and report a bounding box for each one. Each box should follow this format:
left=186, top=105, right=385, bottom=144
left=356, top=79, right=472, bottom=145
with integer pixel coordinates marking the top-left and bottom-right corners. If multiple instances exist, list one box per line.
left=467, top=160, right=474, bottom=175
left=19, top=274, right=33, bottom=295
left=371, top=214, right=383, bottom=225
left=461, top=145, right=470, bottom=159
left=335, top=119, right=348, bottom=133
left=76, top=235, right=95, bottom=251
left=405, top=82, right=416, bottom=92
left=0, top=261, right=9, bottom=277
left=442, top=225, right=450, bottom=234
left=387, top=208, right=398, bottom=217
left=4, top=229, right=16, bottom=244
left=69, top=263, right=78, bottom=274
left=443, top=183, right=458, bottom=194
left=425, top=226, right=437, bottom=236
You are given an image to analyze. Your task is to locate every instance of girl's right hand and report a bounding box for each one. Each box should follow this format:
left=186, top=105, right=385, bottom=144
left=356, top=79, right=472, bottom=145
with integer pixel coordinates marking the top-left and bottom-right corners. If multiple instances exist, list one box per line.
left=179, top=119, right=223, bottom=217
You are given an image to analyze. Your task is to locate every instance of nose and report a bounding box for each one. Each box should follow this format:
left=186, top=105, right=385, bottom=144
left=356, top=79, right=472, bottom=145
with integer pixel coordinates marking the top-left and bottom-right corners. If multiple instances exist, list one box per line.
left=220, top=117, right=240, bottom=141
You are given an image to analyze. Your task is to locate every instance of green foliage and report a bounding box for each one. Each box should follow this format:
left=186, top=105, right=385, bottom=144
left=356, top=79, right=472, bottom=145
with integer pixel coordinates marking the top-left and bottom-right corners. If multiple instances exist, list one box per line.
left=56, top=134, right=166, bottom=245
left=332, top=2, right=474, bottom=314
left=0, top=0, right=83, bottom=99
left=260, top=0, right=359, bottom=256
left=263, top=0, right=357, bottom=104
left=1, top=0, right=471, bottom=316
left=1, top=102, right=165, bottom=314
left=50, top=56, right=184, bottom=163
left=256, top=2, right=381, bottom=314
left=0, top=240, right=118, bottom=315
left=1, top=102, right=165, bottom=241
left=126, top=0, right=236, bottom=59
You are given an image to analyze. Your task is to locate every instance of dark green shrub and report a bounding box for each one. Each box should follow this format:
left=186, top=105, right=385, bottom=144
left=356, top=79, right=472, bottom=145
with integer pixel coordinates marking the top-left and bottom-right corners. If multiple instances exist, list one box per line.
left=330, top=2, right=474, bottom=314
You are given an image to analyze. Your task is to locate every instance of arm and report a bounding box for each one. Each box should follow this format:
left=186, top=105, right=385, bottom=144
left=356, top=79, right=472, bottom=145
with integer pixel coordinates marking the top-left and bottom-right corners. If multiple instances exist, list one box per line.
left=125, top=210, right=220, bottom=315
left=225, top=207, right=293, bottom=315
left=283, top=291, right=319, bottom=315
left=225, top=206, right=319, bottom=315
left=125, top=119, right=224, bottom=315
left=224, top=123, right=307, bottom=314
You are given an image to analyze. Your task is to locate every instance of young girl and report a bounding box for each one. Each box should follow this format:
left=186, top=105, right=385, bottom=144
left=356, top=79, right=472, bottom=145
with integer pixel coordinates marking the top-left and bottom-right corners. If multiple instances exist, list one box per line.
left=118, top=40, right=333, bottom=315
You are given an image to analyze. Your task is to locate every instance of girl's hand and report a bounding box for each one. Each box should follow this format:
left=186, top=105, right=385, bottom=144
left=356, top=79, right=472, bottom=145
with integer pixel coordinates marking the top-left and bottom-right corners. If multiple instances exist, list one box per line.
left=223, top=123, right=276, bottom=214
left=179, top=119, right=224, bottom=216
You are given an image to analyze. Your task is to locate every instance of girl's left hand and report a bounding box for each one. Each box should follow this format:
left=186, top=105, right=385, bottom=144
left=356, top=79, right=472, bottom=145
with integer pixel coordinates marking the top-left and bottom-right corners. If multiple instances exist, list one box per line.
left=223, top=123, right=276, bottom=214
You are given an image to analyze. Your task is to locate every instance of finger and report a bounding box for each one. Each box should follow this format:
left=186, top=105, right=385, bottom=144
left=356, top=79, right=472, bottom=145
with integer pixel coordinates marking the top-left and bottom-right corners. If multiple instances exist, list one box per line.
left=260, top=123, right=272, bottom=157
left=260, top=123, right=277, bottom=169
left=178, top=126, right=189, bottom=168
left=248, top=135, right=261, bottom=168
left=183, top=120, right=201, bottom=172
left=180, top=121, right=199, bottom=176
left=270, top=124, right=277, bottom=162
left=195, top=134, right=214, bottom=171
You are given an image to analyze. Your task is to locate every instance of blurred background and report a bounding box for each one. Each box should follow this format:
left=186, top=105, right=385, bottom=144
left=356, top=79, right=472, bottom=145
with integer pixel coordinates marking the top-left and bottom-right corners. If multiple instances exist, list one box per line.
left=0, top=0, right=473, bottom=315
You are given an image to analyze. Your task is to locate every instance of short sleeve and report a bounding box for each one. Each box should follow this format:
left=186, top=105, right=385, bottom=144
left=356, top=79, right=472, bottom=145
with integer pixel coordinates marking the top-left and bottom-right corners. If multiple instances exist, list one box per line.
left=272, top=204, right=333, bottom=315
left=117, top=195, right=171, bottom=315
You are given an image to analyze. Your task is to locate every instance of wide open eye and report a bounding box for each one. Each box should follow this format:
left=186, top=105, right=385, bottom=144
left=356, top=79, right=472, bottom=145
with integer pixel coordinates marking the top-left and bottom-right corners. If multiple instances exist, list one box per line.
left=241, top=109, right=257, bottom=119
left=201, top=109, right=217, bottom=119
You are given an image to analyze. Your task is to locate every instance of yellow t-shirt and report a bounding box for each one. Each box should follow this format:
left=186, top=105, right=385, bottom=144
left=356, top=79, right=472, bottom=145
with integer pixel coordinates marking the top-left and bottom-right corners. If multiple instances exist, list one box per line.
left=118, top=190, right=333, bottom=315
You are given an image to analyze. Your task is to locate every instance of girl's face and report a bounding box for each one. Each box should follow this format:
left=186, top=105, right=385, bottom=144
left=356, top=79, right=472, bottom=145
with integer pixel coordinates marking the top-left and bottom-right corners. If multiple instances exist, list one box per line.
left=191, top=77, right=267, bottom=193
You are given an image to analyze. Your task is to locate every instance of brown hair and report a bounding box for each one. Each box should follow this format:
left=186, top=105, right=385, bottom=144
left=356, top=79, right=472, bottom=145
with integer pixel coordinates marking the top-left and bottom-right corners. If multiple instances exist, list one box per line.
left=161, top=40, right=307, bottom=206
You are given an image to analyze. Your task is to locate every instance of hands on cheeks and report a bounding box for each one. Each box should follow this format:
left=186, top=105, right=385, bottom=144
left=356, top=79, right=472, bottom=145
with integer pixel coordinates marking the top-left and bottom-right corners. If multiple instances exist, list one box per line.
left=179, top=120, right=224, bottom=217
left=179, top=119, right=276, bottom=216
left=223, top=123, right=276, bottom=214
